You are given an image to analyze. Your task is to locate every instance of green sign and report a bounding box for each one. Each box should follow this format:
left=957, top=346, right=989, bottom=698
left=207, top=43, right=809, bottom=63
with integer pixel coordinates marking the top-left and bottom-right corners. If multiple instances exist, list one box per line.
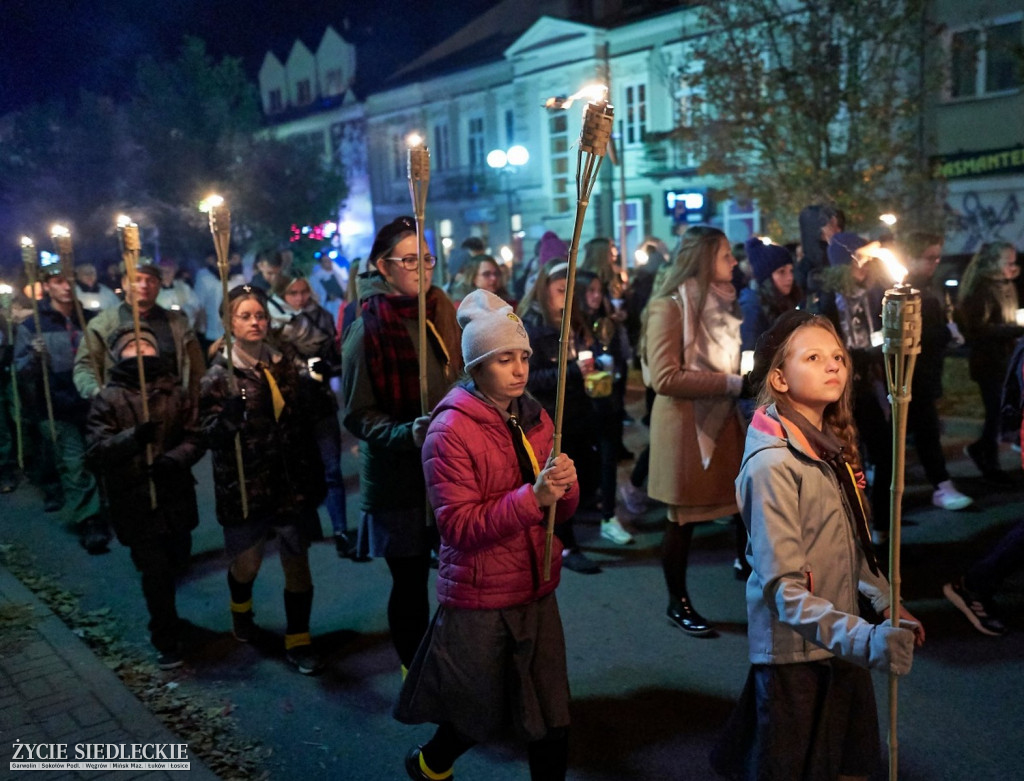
left=932, top=146, right=1024, bottom=180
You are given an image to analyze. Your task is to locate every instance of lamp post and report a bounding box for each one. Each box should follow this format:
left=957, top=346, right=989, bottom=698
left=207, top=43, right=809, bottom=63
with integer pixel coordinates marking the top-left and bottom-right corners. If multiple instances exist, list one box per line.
left=487, top=145, right=529, bottom=259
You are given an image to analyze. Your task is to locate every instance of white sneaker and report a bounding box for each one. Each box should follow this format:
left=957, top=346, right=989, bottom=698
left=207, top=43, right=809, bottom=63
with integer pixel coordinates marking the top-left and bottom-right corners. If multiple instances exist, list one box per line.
left=932, top=480, right=973, bottom=511
left=618, top=483, right=647, bottom=515
left=601, top=516, right=635, bottom=545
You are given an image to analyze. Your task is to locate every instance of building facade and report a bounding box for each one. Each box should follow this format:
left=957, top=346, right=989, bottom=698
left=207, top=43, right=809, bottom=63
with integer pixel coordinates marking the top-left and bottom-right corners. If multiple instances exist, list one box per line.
left=257, top=2, right=1024, bottom=268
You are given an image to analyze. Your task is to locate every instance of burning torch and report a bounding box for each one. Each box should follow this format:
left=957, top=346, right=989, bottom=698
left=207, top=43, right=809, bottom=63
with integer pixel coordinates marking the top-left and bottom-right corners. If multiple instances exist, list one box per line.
left=407, top=133, right=431, bottom=415
left=873, top=246, right=922, bottom=780
left=542, top=85, right=614, bottom=580
left=0, top=283, right=24, bottom=468
left=200, top=195, right=248, bottom=519
left=117, top=215, right=157, bottom=509
left=21, top=237, right=58, bottom=444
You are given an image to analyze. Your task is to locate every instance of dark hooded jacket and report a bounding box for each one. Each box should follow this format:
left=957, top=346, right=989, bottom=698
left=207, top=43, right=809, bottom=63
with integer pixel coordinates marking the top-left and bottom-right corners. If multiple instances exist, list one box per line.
left=85, top=360, right=204, bottom=544
left=199, top=343, right=325, bottom=526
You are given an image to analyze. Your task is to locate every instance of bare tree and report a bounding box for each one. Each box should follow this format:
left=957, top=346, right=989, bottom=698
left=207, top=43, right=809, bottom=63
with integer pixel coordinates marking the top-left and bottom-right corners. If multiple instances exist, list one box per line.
left=673, top=0, right=939, bottom=234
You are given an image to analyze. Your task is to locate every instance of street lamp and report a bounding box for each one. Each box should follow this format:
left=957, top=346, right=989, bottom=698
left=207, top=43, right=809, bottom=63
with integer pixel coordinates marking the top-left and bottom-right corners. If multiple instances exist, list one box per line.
left=487, top=145, right=529, bottom=258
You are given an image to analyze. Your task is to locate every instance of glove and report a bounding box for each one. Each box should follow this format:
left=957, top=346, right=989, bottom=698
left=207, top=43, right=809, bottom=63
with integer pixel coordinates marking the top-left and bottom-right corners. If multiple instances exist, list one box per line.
left=31, top=336, right=48, bottom=356
left=134, top=420, right=159, bottom=445
left=867, top=621, right=916, bottom=675
left=221, top=395, right=246, bottom=427
left=411, top=415, right=431, bottom=448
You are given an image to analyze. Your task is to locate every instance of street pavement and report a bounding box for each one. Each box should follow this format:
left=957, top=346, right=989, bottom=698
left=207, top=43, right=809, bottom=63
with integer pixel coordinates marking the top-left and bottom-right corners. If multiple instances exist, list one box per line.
left=1, top=376, right=1022, bottom=780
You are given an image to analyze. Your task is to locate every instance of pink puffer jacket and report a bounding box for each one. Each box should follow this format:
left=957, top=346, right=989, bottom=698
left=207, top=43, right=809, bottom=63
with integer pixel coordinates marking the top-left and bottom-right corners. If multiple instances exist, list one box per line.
left=422, top=385, right=579, bottom=609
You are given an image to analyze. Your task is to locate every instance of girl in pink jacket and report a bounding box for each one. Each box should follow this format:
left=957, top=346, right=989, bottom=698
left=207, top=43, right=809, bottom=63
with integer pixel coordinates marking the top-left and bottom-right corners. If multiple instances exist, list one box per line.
left=396, top=289, right=579, bottom=781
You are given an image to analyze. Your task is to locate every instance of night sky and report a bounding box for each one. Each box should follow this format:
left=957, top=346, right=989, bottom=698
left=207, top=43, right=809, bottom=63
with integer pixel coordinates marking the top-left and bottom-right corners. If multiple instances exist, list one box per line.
left=0, top=0, right=498, bottom=114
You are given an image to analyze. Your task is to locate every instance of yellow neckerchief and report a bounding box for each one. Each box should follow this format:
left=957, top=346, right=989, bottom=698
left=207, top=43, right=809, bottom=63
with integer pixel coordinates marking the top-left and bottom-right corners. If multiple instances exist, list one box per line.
left=425, top=319, right=451, bottom=366
left=262, top=366, right=285, bottom=422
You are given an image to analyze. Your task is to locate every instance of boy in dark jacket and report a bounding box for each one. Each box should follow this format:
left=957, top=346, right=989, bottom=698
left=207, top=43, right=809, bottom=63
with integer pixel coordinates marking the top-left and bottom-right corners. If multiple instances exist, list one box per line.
left=85, top=325, right=205, bottom=669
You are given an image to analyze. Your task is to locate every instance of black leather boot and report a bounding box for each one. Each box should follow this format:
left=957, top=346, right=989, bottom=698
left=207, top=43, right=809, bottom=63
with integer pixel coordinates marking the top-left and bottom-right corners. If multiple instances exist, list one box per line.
left=666, top=596, right=715, bottom=637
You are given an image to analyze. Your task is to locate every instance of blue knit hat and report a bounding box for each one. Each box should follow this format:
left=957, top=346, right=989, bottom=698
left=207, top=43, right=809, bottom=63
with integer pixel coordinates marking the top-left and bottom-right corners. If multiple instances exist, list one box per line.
left=745, top=237, right=793, bottom=284
left=827, top=232, right=869, bottom=266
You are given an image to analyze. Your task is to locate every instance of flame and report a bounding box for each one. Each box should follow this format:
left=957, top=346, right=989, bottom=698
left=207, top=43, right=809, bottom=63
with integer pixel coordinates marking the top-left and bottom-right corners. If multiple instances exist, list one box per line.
left=199, top=195, right=224, bottom=213
left=759, top=236, right=773, bottom=245
left=545, top=83, right=608, bottom=110
left=879, top=213, right=898, bottom=226
left=635, top=248, right=649, bottom=266
left=116, top=214, right=134, bottom=228
left=0, top=284, right=13, bottom=296
left=862, top=246, right=907, bottom=283
left=20, top=236, right=34, bottom=248
left=51, top=224, right=70, bottom=239
left=406, top=132, right=424, bottom=148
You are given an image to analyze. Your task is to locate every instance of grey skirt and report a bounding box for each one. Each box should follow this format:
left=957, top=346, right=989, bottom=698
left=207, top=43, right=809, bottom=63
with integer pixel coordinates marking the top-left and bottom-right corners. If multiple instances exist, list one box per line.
left=394, top=592, right=570, bottom=743
left=222, top=509, right=315, bottom=560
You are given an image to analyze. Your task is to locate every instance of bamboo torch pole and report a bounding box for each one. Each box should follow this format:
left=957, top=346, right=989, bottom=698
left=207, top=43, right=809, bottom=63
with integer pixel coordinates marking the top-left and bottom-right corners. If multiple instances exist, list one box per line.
left=52, top=225, right=102, bottom=389
left=407, top=134, right=431, bottom=415
left=202, top=195, right=248, bottom=519
left=116, top=216, right=157, bottom=509
left=0, top=284, right=24, bottom=468
left=20, top=237, right=58, bottom=444
left=542, top=90, right=614, bottom=581
left=880, top=272, right=922, bottom=781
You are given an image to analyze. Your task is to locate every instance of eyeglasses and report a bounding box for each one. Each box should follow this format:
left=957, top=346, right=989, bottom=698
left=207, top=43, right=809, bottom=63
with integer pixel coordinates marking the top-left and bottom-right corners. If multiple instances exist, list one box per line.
left=386, top=254, right=437, bottom=270
left=233, top=312, right=268, bottom=323
left=477, top=270, right=499, bottom=278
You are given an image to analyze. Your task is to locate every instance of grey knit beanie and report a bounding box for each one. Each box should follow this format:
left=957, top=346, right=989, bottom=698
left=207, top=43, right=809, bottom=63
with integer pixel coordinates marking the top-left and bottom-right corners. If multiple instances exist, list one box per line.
left=458, top=289, right=532, bottom=371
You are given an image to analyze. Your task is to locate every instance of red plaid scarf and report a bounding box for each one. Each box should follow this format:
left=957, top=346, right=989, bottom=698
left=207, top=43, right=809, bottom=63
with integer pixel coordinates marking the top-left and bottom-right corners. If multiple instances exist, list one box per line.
left=361, top=287, right=447, bottom=420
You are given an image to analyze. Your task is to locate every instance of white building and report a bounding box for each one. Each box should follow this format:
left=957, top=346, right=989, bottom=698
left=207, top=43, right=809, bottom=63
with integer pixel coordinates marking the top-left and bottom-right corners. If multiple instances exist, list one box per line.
left=256, top=1, right=1024, bottom=268
left=257, top=25, right=373, bottom=264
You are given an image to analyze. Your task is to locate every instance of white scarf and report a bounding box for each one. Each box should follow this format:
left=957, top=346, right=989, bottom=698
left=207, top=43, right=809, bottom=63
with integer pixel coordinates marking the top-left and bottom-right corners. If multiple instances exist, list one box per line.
left=678, top=278, right=742, bottom=468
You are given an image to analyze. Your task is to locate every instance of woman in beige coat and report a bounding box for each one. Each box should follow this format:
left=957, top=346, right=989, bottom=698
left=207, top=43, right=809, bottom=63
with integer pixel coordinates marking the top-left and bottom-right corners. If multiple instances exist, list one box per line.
left=643, top=226, right=745, bottom=637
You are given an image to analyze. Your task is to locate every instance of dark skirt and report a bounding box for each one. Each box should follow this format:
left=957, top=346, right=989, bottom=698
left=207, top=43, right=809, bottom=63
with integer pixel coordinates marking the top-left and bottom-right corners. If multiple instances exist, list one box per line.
left=394, top=592, right=570, bottom=743
left=222, top=509, right=316, bottom=560
left=711, top=659, right=880, bottom=780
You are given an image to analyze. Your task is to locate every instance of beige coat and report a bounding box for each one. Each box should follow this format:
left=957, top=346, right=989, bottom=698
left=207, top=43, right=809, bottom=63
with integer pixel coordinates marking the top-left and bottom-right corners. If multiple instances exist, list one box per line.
left=646, top=295, right=744, bottom=523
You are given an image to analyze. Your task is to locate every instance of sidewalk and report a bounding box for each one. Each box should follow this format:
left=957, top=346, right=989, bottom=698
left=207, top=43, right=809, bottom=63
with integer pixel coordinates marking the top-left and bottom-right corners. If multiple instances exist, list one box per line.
left=0, top=565, right=218, bottom=779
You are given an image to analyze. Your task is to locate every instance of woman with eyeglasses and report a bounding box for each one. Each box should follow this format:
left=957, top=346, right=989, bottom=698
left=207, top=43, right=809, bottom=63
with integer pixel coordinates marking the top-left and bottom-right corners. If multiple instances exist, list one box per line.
left=200, top=284, right=327, bottom=674
left=341, top=216, right=464, bottom=674
left=449, top=255, right=516, bottom=308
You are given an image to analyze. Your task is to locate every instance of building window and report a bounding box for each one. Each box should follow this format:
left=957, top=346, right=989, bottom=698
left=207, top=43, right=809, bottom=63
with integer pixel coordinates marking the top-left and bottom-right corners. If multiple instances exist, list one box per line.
left=549, top=112, right=570, bottom=214
left=296, top=79, right=312, bottom=105
left=433, top=123, right=451, bottom=171
left=268, top=89, right=282, bottom=113
left=324, top=68, right=343, bottom=95
left=622, top=81, right=647, bottom=145
left=613, top=199, right=645, bottom=267
left=949, top=17, right=1023, bottom=99
left=505, top=109, right=515, bottom=146
left=467, top=117, right=485, bottom=171
left=392, top=134, right=405, bottom=181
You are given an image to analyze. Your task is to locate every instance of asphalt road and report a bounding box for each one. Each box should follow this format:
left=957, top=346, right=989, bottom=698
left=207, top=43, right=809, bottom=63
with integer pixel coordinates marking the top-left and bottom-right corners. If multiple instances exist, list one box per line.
left=1, top=381, right=1022, bottom=780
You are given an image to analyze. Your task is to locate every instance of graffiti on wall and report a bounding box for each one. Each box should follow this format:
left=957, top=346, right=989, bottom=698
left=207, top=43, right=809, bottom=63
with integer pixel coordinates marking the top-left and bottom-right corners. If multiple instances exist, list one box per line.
left=944, top=189, right=1023, bottom=254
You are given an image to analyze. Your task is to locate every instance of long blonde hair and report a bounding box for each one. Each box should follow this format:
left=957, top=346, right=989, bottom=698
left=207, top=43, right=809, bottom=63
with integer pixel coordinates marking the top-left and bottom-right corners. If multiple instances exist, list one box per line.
left=640, top=225, right=727, bottom=356
left=960, top=242, right=1016, bottom=302
left=755, top=316, right=863, bottom=471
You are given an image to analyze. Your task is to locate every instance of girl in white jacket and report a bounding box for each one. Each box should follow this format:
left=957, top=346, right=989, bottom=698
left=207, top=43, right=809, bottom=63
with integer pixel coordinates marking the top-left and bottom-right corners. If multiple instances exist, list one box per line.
left=715, top=310, right=925, bottom=781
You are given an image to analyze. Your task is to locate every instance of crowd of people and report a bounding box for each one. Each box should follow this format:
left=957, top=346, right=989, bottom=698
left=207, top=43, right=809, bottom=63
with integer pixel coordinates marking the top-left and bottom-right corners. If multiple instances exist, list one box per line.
left=0, top=209, right=1021, bottom=780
